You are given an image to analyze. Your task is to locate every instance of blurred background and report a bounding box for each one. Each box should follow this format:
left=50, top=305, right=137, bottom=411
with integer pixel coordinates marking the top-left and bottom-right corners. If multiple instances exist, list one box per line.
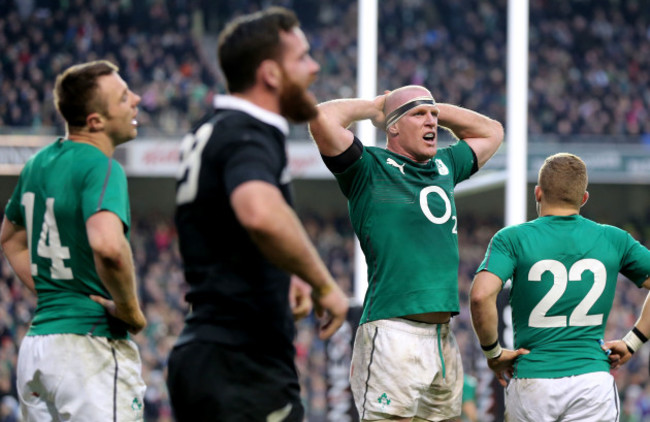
left=1, top=0, right=650, bottom=421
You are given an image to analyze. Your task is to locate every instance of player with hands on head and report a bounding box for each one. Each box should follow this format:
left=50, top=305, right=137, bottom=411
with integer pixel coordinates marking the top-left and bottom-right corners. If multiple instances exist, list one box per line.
left=309, top=85, right=503, bottom=422
left=0, top=60, right=146, bottom=421
left=166, top=7, right=348, bottom=422
left=471, top=152, right=650, bottom=422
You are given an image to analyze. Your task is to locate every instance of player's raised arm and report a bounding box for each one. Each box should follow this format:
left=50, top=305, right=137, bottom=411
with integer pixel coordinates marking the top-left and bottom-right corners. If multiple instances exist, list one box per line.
left=308, top=94, right=387, bottom=157
left=437, top=103, right=504, bottom=168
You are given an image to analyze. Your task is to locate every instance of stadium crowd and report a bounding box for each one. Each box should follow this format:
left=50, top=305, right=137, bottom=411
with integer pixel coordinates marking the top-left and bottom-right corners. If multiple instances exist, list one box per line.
left=1, top=0, right=650, bottom=141
left=0, top=210, right=650, bottom=421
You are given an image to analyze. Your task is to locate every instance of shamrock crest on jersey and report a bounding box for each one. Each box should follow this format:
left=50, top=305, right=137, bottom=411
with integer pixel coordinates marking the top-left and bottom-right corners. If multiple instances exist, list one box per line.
left=435, top=159, right=449, bottom=175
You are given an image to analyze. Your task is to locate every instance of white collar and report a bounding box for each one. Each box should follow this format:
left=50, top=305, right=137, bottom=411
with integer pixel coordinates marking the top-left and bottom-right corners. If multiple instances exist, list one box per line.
left=213, top=95, right=289, bottom=136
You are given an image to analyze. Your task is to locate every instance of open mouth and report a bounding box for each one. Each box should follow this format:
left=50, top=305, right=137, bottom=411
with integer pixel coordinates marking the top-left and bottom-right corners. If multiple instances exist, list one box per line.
left=423, top=132, right=435, bottom=142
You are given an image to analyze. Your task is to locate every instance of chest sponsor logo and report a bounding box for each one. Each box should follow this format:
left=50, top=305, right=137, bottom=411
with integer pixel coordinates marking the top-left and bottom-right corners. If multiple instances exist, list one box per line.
left=386, top=157, right=405, bottom=174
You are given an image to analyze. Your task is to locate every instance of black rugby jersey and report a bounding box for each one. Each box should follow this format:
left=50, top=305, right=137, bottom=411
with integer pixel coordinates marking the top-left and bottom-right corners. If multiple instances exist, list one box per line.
left=174, top=95, right=295, bottom=349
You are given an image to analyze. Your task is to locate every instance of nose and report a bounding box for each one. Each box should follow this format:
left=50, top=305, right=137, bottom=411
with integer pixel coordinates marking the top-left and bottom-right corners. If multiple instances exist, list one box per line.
left=132, top=91, right=141, bottom=106
left=309, top=55, right=320, bottom=75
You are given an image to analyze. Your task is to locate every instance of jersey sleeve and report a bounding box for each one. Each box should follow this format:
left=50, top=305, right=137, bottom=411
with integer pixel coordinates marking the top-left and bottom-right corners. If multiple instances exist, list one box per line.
left=81, top=158, right=130, bottom=232
left=331, top=138, right=371, bottom=199
left=619, top=230, right=650, bottom=287
left=221, top=128, right=283, bottom=195
left=446, top=140, right=477, bottom=185
left=477, top=228, right=516, bottom=285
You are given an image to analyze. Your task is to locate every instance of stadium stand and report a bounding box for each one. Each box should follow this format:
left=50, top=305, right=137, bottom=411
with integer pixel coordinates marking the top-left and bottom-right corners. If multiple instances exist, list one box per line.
left=1, top=0, right=649, bottom=141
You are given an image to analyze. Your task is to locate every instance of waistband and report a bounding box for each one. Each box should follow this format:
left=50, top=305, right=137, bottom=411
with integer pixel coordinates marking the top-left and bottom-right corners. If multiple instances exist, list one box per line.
left=367, top=317, right=450, bottom=336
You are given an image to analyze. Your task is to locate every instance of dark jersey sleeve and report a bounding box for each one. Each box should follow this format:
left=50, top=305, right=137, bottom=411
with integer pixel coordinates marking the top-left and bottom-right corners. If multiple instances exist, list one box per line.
left=220, top=127, right=284, bottom=196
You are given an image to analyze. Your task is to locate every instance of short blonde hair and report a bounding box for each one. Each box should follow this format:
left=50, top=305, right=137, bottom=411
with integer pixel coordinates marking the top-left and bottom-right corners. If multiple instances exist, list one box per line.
left=538, top=153, right=588, bottom=208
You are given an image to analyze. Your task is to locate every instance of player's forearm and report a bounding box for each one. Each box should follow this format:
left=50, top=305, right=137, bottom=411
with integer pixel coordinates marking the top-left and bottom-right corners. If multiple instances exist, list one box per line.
left=437, top=104, right=497, bottom=140
left=2, top=248, right=36, bottom=294
left=309, top=98, right=383, bottom=157
left=0, top=219, right=36, bottom=293
left=317, top=98, right=382, bottom=129
left=437, top=103, right=504, bottom=167
left=469, top=273, right=503, bottom=346
left=470, top=298, right=500, bottom=346
left=93, top=240, right=144, bottom=322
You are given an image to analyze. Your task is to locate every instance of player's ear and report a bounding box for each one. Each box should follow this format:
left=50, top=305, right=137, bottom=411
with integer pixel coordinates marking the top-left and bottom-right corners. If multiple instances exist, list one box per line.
left=534, top=185, right=542, bottom=202
left=86, top=112, right=104, bottom=132
left=580, top=191, right=589, bottom=207
left=259, top=60, right=281, bottom=89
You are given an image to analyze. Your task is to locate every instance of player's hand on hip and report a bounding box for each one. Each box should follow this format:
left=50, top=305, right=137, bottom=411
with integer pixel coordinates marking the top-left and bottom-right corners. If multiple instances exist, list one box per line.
left=90, top=295, right=147, bottom=335
left=312, top=282, right=349, bottom=340
left=604, top=340, right=633, bottom=369
left=487, top=348, right=530, bottom=387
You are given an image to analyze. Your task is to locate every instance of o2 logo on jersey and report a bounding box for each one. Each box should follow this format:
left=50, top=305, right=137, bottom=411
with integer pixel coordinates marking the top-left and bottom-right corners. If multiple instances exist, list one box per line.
left=528, top=259, right=606, bottom=328
left=418, top=186, right=457, bottom=234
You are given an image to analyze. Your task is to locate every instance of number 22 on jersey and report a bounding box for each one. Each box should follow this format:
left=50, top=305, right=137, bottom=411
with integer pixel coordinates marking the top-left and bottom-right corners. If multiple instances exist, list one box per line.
left=528, top=259, right=606, bottom=328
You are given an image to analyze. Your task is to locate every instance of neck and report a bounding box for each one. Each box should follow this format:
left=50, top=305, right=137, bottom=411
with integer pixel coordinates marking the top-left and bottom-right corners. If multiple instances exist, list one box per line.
left=67, top=130, right=115, bottom=157
left=232, top=87, right=280, bottom=114
left=539, top=203, right=580, bottom=217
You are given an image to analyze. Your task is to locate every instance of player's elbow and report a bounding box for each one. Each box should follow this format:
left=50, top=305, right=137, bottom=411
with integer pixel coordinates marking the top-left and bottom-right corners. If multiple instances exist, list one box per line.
left=88, top=232, right=125, bottom=267
left=469, top=281, right=493, bottom=310
left=489, top=120, right=505, bottom=148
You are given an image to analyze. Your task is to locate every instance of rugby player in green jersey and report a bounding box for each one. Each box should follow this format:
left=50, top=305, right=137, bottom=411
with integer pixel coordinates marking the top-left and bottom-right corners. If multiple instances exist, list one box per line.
left=471, top=153, right=650, bottom=421
left=309, top=85, right=503, bottom=422
left=1, top=60, right=146, bottom=421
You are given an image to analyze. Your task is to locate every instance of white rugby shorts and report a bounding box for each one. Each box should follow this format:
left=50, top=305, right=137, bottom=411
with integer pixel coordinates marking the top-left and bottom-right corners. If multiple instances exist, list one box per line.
left=505, top=371, right=619, bottom=422
left=17, top=334, right=146, bottom=422
left=350, top=318, right=463, bottom=421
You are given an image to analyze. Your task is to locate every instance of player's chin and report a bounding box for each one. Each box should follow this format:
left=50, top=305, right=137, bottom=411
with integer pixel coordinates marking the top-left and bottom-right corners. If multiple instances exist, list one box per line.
left=422, top=146, right=437, bottom=159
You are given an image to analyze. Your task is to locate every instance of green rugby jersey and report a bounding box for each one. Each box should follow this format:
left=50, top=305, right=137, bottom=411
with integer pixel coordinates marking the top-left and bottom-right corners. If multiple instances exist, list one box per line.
left=334, top=140, right=476, bottom=324
left=5, top=138, right=131, bottom=339
left=478, top=215, right=650, bottom=378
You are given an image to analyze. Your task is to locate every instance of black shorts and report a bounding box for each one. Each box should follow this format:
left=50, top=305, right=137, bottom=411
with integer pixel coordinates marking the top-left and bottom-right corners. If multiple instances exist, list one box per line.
left=166, top=341, right=304, bottom=422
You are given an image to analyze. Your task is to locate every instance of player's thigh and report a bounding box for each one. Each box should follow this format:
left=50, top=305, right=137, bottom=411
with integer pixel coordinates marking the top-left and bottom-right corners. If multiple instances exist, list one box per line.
left=416, top=326, right=463, bottom=421
left=16, top=336, right=60, bottom=422
left=167, top=341, right=303, bottom=422
left=350, top=319, right=442, bottom=420
left=58, top=336, right=145, bottom=421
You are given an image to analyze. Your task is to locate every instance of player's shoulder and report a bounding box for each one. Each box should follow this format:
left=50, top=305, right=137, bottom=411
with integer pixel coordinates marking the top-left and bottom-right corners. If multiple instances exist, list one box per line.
left=197, top=108, right=281, bottom=145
